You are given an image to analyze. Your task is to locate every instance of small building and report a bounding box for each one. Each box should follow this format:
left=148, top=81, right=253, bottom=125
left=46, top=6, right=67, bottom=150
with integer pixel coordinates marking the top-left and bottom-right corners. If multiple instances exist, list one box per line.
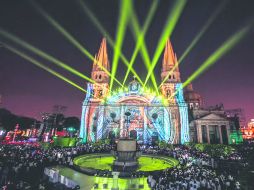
left=184, top=84, right=243, bottom=144
left=241, top=119, right=254, bottom=140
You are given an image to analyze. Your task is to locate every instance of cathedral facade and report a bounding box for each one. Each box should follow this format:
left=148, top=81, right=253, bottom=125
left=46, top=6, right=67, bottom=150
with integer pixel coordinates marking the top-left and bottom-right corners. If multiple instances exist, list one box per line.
left=79, top=38, right=189, bottom=144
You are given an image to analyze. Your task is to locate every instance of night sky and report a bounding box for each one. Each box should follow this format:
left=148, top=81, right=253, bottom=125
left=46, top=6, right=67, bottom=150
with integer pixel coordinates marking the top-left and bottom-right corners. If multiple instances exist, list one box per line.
left=0, top=0, right=254, bottom=122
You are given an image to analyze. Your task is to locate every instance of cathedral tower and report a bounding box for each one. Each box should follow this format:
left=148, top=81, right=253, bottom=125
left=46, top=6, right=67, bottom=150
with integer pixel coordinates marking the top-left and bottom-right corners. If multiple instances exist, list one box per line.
left=90, top=38, right=110, bottom=100
left=160, top=39, right=181, bottom=100
left=161, top=39, right=181, bottom=83
left=80, top=38, right=110, bottom=142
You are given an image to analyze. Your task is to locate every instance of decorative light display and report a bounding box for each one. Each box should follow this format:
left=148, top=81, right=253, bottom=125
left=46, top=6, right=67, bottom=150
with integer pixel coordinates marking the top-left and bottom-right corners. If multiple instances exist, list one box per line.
left=80, top=79, right=189, bottom=144
left=175, top=83, right=190, bottom=144
left=80, top=83, right=93, bottom=142
left=241, top=119, right=254, bottom=140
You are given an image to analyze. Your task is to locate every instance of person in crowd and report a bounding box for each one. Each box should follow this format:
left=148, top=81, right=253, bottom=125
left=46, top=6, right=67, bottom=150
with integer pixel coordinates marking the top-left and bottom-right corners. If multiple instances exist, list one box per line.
left=0, top=141, right=252, bottom=189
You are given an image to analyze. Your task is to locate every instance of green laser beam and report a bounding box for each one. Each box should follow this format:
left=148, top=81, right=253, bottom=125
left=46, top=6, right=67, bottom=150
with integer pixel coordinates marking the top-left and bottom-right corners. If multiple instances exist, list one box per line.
left=183, top=25, right=251, bottom=88
left=158, top=55, right=178, bottom=88
left=179, top=0, right=228, bottom=64
left=128, top=2, right=159, bottom=94
left=77, top=0, right=114, bottom=46
left=77, top=0, right=143, bottom=86
left=5, top=44, right=86, bottom=93
left=0, top=28, right=95, bottom=84
left=123, top=0, right=159, bottom=93
left=30, top=1, right=123, bottom=87
left=110, top=0, right=131, bottom=91
left=160, top=0, right=228, bottom=88
left=169, top=24, right=252, bottom=100
left=144, top=0, right=187, bottom=86
left=160, top=1, right=231, bottom=88
left=119, top=53, right=144, bottom=86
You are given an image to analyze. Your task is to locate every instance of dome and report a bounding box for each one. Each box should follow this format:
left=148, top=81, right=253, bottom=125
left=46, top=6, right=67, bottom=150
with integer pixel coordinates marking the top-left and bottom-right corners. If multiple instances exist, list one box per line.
left=184, top=91, right=202, bottom=101
left=128, top=76, right=141, bottom=93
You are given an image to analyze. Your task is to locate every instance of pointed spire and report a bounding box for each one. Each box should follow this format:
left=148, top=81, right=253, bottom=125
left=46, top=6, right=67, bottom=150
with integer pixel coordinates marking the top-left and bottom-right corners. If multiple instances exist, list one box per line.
left=93, top=38, right=110, bottom=71
left=162, top=39, right=176, bottom=72
left=160, top=39, right=181, bottom=83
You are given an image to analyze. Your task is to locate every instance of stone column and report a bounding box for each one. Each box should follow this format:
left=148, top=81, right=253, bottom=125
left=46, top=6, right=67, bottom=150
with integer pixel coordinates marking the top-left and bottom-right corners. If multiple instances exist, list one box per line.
left=226, top=123, right=231, bottom=144
left=206, top=125, right=210, bottom=144
left=197, top=124, right=202, bottom=143
left=218, top=125, right=223, bottom=144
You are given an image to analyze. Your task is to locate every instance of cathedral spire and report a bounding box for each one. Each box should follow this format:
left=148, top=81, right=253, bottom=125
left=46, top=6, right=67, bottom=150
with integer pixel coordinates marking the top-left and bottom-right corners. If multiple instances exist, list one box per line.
left=93, top=38, right=110, bottom=72
left=91, top=38, right=110, bottom=84
left=160, top=39, right=181, bottom=84
left=162, top=39, right=176, bottom=72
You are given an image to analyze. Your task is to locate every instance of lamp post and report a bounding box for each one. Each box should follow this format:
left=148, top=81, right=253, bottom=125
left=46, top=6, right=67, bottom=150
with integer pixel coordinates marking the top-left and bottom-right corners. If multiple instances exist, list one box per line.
left=125, top=112, right=131, bottom=138
left=12, top=124, right=19, bottom=142
left=93, top=116, right=97, bottom=140
left=41, top=112, right=50, bottom=142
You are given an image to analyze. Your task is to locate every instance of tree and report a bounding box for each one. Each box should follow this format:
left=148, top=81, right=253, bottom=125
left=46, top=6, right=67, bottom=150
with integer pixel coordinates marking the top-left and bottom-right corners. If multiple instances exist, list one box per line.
left=63, top=117, right=80, bottom=131
left=0, top=108, right=37, bottom=130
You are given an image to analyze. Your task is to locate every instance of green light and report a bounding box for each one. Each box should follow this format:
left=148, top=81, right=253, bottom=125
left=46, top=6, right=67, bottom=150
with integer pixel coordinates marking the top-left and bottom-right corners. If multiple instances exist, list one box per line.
left=77, top=0, right=114, bottom=46
left=77, top=0, right=143, bottom=86
left=0, top=28, right=94, bottom=84
left=183, top=25, right=251, bottom=88
left=123, top=0, right=159, bottom=93
left=67, top=127, right=76, bottom=132
left=144, top=0, right=187, bottom=86
left=178, top=0, right=228, bottom=64
left=30, top=1, right=123, bottom=87
left=110, top=0, right=131, bottom=91
left=169, top=24, right=251, bottom=100
left=119, top=53, right=144, bottom=86
left=5, top=44, right=86, bottom=93
left=160, top=0, right=228, bottom=88
left=74, top=154, right=178, bottom=172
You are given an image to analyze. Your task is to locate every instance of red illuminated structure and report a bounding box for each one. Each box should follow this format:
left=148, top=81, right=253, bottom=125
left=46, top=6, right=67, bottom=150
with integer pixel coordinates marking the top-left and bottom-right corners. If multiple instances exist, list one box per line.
left=241, top=119, right=254, bottom=139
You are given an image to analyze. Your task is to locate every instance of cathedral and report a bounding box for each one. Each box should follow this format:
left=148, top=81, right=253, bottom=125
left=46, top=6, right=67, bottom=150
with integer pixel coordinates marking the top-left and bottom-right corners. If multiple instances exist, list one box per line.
left=79, top=38, right=189, bottom=144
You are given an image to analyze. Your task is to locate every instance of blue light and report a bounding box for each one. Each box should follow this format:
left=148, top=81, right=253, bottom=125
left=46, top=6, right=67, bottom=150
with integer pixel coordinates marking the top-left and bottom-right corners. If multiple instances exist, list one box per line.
left=175, top=83, right=190, bottom=144
left=80, top=82, right=190, bottom=144
left=79, top=83, right=93, bottom=142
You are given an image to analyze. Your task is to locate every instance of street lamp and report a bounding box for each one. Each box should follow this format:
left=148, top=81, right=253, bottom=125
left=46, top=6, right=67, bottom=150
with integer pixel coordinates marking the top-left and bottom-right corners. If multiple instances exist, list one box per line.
left=12, top=124, right=20, bottom=142
left=124, top=112, right=131, bottom=138
left=93, top=116, right=97, bottom=140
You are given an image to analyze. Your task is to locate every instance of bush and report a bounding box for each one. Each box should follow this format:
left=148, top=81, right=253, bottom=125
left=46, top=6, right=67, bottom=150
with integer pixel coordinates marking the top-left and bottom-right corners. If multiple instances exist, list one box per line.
left=39, top=142, right=52, bottom=150
left=190, top=143, right=235, bottom=157
left=52, top=137, right=78, bottom=147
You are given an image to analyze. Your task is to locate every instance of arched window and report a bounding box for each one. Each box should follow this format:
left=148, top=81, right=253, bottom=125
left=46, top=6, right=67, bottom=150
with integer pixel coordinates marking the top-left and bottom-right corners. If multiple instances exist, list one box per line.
left=91, top=90, right=95, bottom=97
left=98, top=90, right=103, bottom=97
left=166, top=90, right=170, bottom=97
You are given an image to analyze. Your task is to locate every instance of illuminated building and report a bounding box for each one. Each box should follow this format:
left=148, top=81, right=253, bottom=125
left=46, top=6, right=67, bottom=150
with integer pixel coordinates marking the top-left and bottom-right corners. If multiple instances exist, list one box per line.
left=184, top=85, right=243, bottom=144
left=79, top=38, right=189, bottom=144
left=241, top=119, right=254, bottom=140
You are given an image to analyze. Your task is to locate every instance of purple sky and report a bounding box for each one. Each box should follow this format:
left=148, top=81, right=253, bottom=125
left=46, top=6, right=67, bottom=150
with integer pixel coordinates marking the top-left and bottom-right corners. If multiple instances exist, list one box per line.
left=0, top=0, right=254, bottom=122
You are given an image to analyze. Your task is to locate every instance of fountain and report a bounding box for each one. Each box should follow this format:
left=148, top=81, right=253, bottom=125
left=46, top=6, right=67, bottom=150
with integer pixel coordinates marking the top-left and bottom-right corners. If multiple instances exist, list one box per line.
left=112, top=138, right=141, bottom=173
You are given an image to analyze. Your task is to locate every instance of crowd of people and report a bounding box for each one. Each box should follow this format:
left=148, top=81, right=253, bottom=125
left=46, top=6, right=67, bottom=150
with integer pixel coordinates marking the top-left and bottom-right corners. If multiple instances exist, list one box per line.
left=0, top=143, right=113, bottom=189
left=144, top=145, right=251, bottom=190
left=0, top=141, right=252, bottom=190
